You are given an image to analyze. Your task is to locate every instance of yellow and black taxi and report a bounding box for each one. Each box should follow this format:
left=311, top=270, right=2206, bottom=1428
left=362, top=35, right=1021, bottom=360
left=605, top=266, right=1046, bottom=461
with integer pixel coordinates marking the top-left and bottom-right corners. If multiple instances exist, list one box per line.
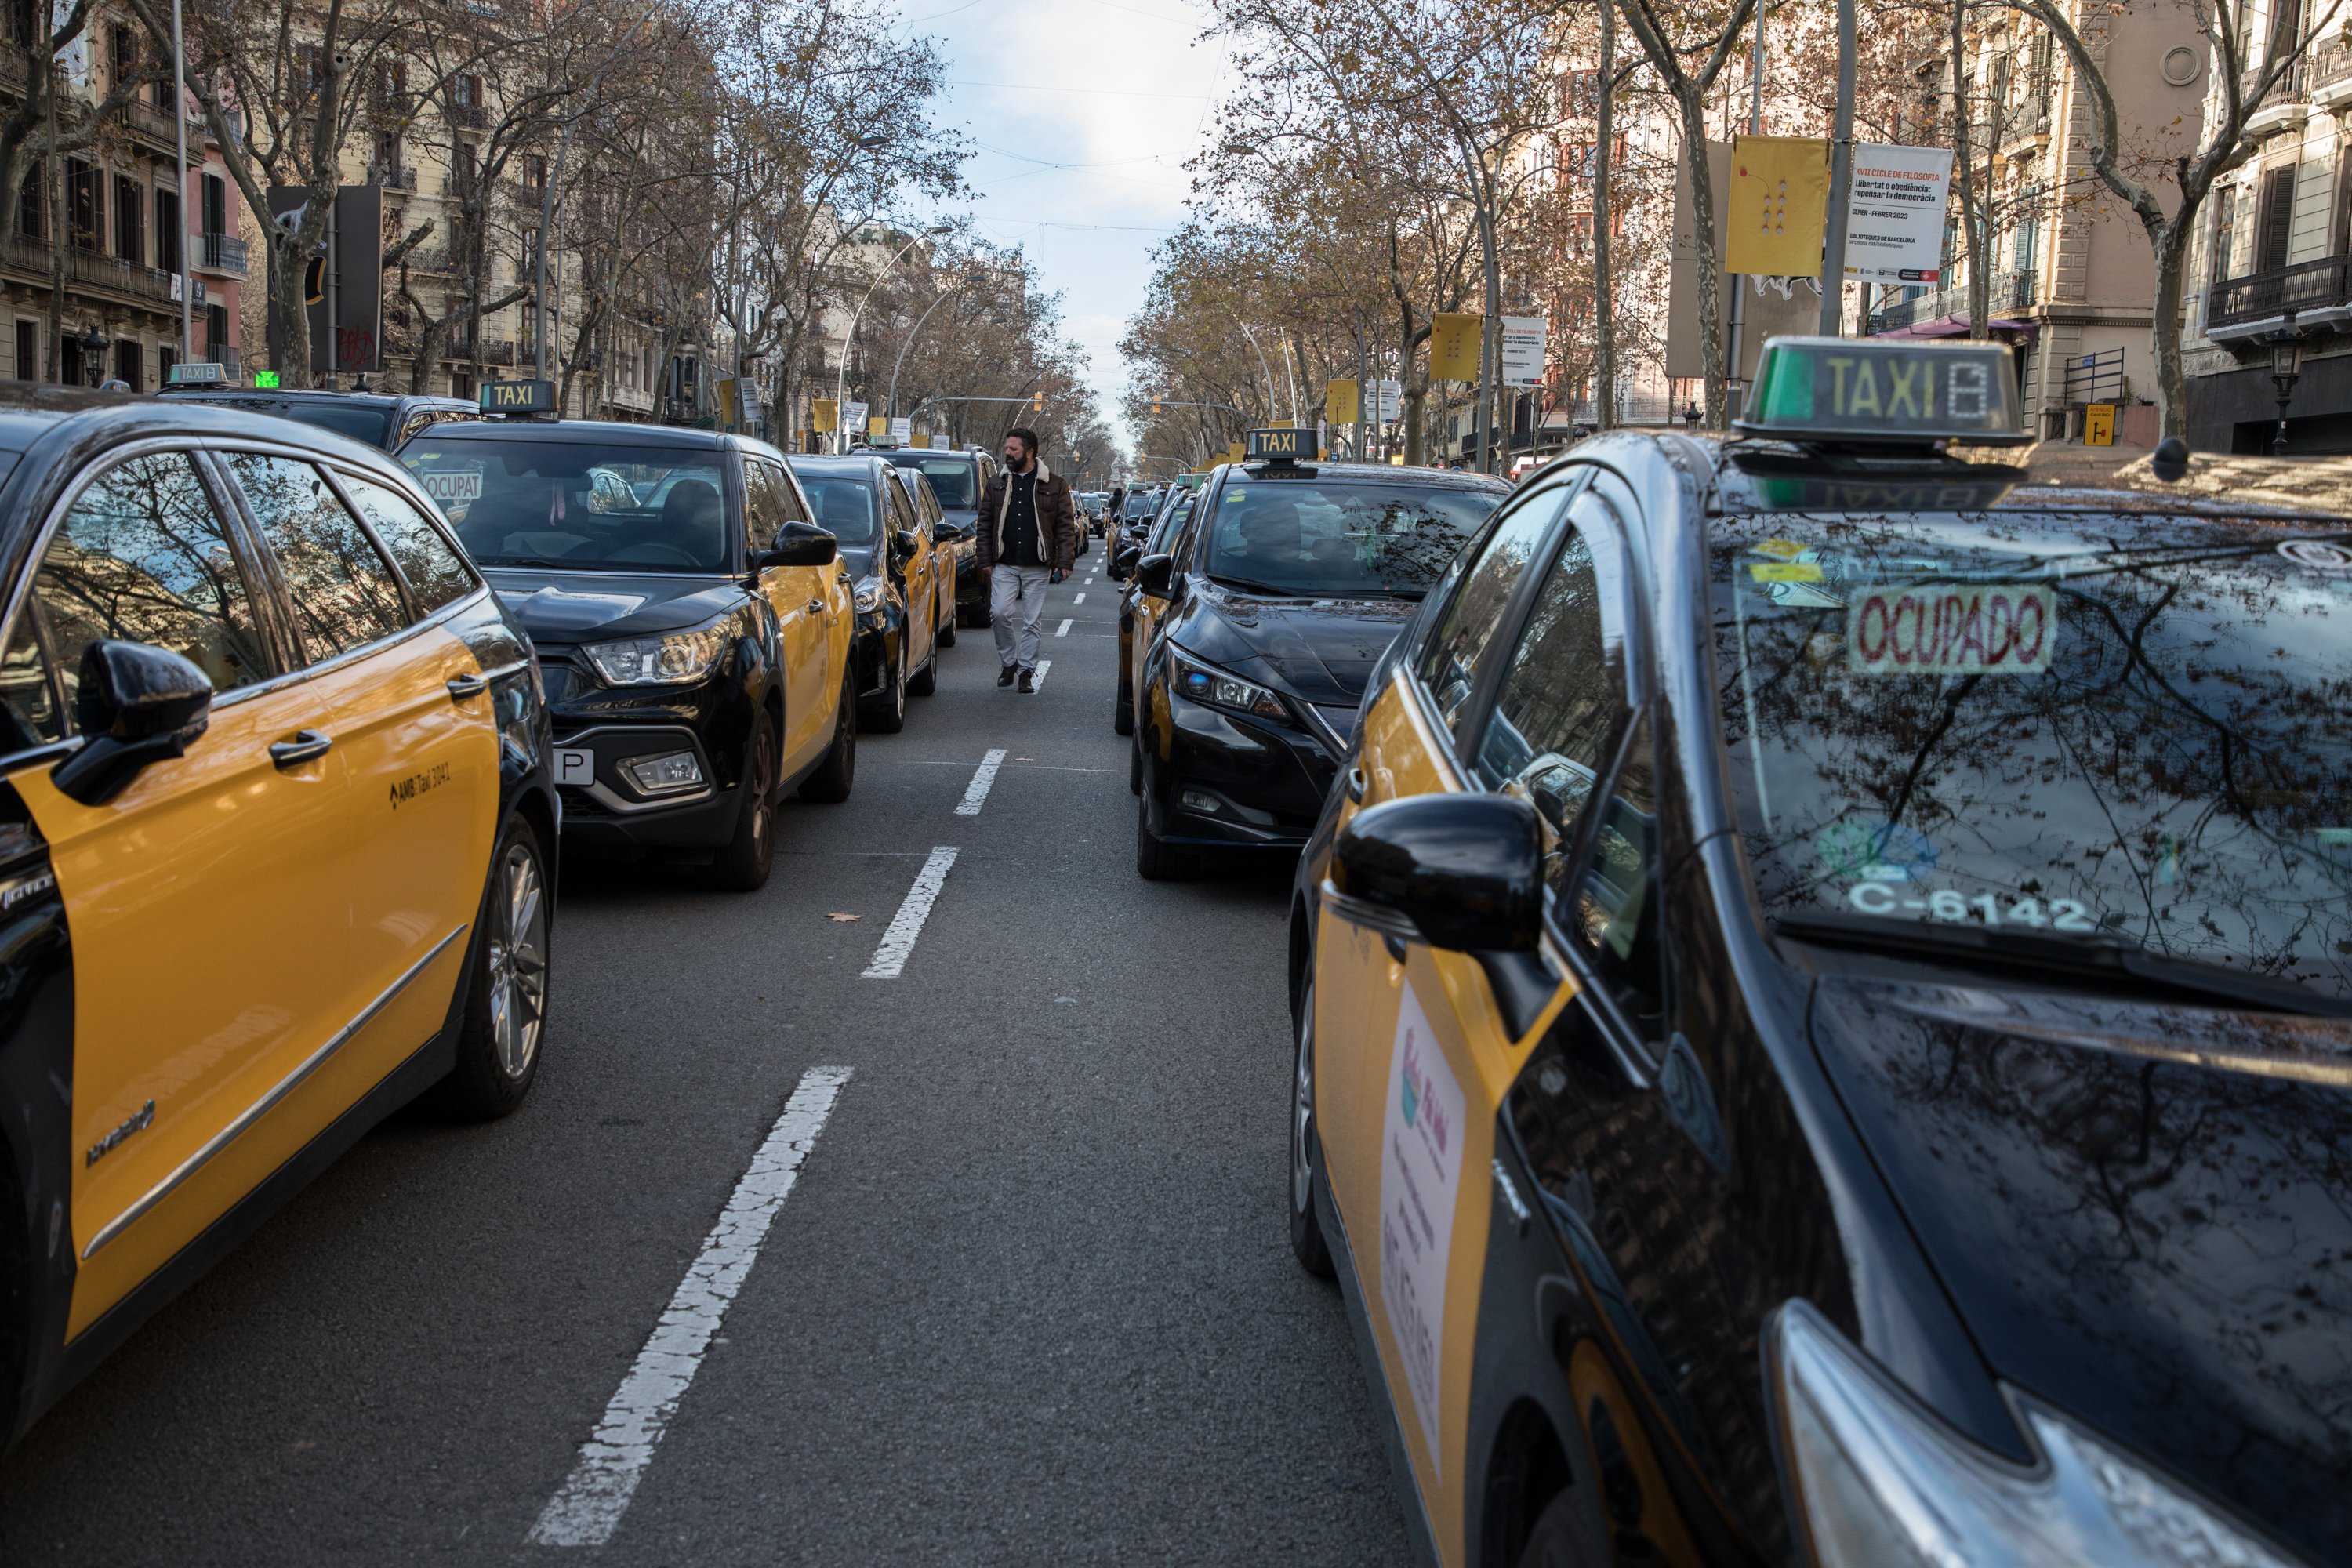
left=160, top=383, right=485, bottom=451
left=0, top=386, right=557, bottom=1444
left=1283, top=338, right=2352, bottom=1567
left=404, top=413, right=854, bottom=892
left=877, top=445, right=999, bottom=628
left=1108, top=479, right=1202, bottom=742
left=892, top=463, right=962, bottom=655
left=1131, top=433, right=1506, bottom=877
left=787, top=453, right=942, bottom=734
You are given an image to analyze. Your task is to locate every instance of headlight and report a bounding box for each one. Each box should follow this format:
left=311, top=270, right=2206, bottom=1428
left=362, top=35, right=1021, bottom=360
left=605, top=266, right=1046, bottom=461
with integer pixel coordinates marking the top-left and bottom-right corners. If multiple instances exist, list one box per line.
left=1170, top=649, right=1290, bottom=723
left=1771, top=1301, right=2302, bottom=1568
left=855, top=577, right=884, bottom=613
left=583, top=619, right=729, bottom=686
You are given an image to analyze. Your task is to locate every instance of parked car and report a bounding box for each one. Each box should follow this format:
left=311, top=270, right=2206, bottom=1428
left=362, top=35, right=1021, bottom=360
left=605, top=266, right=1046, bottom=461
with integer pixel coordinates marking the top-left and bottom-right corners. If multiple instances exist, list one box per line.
left=877, top=446, right=999, bottom=626
left=789, top=454, right=944, bottom=734
left=158, top=386, right=485, bottom=452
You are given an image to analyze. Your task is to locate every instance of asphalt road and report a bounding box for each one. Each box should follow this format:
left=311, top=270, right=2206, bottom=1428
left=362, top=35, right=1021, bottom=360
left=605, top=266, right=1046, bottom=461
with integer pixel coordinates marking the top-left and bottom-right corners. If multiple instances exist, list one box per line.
left=0, top=554, right=1410, bottom=1565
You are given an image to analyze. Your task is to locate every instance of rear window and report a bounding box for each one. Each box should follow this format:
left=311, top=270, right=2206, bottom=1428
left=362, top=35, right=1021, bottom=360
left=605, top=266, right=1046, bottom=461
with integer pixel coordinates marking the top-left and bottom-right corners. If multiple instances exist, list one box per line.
left=402, top=438, right=732, bottom=572
left=797, top=477, right=878, bottom=545
left=1198, top=479, right=1501, bottom=599
left=214, top=400, right=395, bottom=448
left=1715, top=510, right=2352, bottom=999
left=880, top=452, right=976, bottom=509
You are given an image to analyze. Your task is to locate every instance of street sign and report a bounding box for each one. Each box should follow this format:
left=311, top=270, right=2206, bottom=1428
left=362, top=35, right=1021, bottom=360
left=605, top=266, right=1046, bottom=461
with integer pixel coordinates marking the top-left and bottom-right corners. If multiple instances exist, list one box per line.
left=1842, top=144, right=1955, bottom=284
left=1373, top=378, right=1403, bottom=422
left=481, top=379, right=556, bottom=416
left=1500, top=317, right=1548, bottom=387
left=889, top=416, right=911, bottom=445
left=2085, top=403, right=2116, bottom=446
left=166, top=361, right=227, bottom=386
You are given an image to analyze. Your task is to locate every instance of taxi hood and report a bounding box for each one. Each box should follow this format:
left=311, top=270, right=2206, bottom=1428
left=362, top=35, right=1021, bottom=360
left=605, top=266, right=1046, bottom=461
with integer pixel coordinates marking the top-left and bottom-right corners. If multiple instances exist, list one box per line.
left=1806, top=977, right=2352, bottom=1565
left=1176, top=584, right=1417, bottom=706
left=485, top=569, right=746, bottom=645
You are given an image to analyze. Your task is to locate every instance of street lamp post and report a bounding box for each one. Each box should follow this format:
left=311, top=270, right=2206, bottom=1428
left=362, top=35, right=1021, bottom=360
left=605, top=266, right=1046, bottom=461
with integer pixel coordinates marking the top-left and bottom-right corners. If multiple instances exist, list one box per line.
left=885, top=272, right=989, bottom=423
left=833, top=222, right=953, bottom=452
left=172, top=0, right=191, bottom=364
left=2272, top=336, right=2305, bottom=456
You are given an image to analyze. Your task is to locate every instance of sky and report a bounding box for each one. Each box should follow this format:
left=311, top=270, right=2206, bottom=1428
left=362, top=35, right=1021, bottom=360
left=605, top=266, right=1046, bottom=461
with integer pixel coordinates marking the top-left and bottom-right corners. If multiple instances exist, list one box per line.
left=903, top=0, right=1233, bottom=456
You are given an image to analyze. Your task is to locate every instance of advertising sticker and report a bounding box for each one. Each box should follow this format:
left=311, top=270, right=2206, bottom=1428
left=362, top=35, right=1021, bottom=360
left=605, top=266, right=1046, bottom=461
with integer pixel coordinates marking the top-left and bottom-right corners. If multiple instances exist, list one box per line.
left=1379, top=982, right=1466, bottom=1475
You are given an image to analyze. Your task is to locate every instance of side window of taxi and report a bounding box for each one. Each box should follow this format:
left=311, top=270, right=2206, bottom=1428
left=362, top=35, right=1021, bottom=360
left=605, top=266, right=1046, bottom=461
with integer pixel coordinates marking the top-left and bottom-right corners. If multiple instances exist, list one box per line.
left=767, top=462, right=811, bottom=526
left=227, top=452, right=412, bottom=661
left=12, top=450, right=271, bottom=746
left=337, top=472, right=478, bottom=612
left=1415, top=487, right=1570, bottom=739
left=743, top=461, right=786, bottom=554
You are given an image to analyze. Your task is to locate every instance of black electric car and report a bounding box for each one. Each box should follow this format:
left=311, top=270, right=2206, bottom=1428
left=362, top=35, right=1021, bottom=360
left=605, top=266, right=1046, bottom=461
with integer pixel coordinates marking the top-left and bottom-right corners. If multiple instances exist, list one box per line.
left=1131, top=442, right=1506, bottom=877
left=878, top=445, right=997, bottom=626
left=403, top=421, right=856, bottom=891
left=789, top=453, right=941, bottom=734
left=161, top=386, right=485, bottom=451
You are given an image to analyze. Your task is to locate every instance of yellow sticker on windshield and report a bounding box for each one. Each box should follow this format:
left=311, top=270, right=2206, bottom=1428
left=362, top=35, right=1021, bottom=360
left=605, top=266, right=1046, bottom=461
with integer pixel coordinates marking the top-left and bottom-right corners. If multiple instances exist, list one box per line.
left=1751, top=561, right=1824, bottom=583
left=1751, top=539, right=1809, bottom=561
left=1849, top=583, right=2055, bottom=676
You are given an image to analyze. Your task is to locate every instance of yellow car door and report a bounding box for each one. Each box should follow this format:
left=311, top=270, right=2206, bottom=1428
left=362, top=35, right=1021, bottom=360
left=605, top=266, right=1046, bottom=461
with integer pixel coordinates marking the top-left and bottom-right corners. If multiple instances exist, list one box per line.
left=225, top=453, right=502, bottom=1083
left=0, top=446, right=366, bottom=1334
left=1312, top=477, right=1582, bottom=1560
left=757, top=460, right=833, bottom=772
left=887, top=473, right=931, bottom=677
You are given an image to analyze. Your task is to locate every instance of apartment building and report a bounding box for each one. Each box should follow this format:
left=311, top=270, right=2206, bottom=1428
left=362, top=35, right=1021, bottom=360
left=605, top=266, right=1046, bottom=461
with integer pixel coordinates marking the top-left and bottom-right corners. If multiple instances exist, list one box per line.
left=2183, top=6, right=2352, bottom=450
left=1871, top=0, right=2209, bottom=442
left=0, top=9, right=245, bottom=390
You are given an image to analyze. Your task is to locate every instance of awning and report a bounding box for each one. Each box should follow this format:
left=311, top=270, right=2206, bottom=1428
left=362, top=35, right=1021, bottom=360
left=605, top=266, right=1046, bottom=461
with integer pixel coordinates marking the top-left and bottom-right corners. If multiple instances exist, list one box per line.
left=1874, top=313, right=2039, bottom=344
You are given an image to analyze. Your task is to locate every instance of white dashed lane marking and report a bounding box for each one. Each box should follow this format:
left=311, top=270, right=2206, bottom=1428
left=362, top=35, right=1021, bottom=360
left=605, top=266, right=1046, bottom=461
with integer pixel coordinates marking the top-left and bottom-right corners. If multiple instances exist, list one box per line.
left=1072, top=593, right=1085, bottom=604
left=1055, top=619, right=1072, bottom=637
left=1031, top=659, right=1051, bottom=690
left=955, top=749, right=1007, bottom=815
left=527, top=1065, right=853, bottom=1548
left=862, top=846, right=960, bottom=979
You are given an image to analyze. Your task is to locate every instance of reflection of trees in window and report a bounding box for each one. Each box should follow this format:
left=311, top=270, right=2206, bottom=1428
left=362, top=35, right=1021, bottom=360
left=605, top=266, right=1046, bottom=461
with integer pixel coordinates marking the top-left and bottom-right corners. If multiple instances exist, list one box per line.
left=1715, top=516, right=2352, bottom=995
left=36, top=452, right=266, bottom=699
left=339, top=474, right=476, bottom=612
left=228, top=455, right=411, bottom=662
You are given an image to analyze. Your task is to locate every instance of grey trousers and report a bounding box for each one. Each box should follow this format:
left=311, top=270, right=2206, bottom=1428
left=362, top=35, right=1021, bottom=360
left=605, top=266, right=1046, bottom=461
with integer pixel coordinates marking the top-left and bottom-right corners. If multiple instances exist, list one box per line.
left=990, top=564, right=1052, bottom=670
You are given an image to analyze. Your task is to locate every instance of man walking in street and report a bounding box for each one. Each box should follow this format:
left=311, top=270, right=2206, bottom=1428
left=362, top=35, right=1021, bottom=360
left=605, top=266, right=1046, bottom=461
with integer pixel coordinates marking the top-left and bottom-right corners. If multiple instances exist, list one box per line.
left=977, top=427, right=1077, bottom=692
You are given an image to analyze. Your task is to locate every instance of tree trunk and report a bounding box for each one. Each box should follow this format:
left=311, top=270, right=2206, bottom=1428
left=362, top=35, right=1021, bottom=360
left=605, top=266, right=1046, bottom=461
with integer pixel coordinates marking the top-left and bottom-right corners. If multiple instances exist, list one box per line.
left=1595, top=0, right=1616, bottom=430
left=2151, top=219, right=2190, bottom=438
left=1682, top=92, right=1726, bottom=426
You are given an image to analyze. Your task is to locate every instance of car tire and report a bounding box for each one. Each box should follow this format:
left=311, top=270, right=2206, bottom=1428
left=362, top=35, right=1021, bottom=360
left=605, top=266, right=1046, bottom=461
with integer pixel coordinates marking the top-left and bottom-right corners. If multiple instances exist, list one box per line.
left=861, top=649, right=907, bottom=733
left=1290, top=977, right=1335, bottom=1278
left=1135, top=774, right=1189, bottom=880
left=1128, top=730, right=1142, bottom=795
left=908, top=644, right=937, bottom=697
left=938, top=598, right=956, bottom=648
left=800, top=673, right=857, bottom=802
left=699, top=710, right=777, bottom=891
left=1515, top=1484, right=1608, bottom=1568
left=1114, top=685, right=1134, bottom=737
left=434, top=814, right=551, bottom=1120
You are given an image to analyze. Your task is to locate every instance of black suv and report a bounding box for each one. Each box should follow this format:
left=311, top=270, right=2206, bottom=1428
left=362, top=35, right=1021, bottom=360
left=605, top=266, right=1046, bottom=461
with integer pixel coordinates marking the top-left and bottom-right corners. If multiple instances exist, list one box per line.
left=159, top=387, right=484, bottom=451
left=877, top=445, right=997, bottom=626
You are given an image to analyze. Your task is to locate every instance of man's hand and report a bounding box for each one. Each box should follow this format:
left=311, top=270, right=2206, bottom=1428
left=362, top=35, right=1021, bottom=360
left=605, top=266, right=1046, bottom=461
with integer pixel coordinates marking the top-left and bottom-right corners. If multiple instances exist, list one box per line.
left=980, top=566, right=993, bottom=586
left=1050, top=568, right=1065, bottom=585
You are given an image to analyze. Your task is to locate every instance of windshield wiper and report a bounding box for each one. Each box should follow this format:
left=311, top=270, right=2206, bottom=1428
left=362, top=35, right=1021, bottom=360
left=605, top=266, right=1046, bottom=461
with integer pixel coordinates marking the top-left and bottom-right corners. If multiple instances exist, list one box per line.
left=1770, top=912, right=2352, bottom=1018
left=1207, top=573, right=1305, bottom=596
left=485, top=557, right=586, bottom=570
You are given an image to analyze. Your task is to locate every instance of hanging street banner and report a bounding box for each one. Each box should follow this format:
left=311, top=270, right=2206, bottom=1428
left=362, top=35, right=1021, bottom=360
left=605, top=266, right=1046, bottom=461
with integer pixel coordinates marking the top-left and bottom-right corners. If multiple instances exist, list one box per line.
left=890, top=416, right=912, bottom=444
left=1843, top=144, right=1956, bottom=284
left=1326, top=377, right=1359, bottom=425
left=813, top=397, right=838, bottom=432
left=1373, top=378, right=1403, bottom=422
left=1500, top=316, right=1548, bottom=387
left=842, top=400, right=869, bottom=439
left=1726, top=136, right=1829, bottom=278
left=1431, top=313, right=1482, bottom=382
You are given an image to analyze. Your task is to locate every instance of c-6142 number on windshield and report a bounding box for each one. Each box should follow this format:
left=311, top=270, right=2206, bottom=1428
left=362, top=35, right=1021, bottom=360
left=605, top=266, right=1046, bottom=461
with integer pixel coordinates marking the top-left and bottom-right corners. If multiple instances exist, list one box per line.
left=1849, top=883, right=2096, bottom=931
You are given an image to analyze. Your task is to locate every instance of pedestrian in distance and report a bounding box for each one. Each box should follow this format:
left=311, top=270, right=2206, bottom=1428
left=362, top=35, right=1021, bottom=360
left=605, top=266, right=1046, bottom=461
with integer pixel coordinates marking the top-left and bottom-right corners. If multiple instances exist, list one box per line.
left=977, top=426, right=1078, bottom=693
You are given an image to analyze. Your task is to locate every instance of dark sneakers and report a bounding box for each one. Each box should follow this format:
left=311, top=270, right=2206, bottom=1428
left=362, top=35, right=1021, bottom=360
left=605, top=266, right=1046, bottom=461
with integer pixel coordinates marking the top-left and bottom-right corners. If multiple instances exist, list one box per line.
left=997, top=665, right=1017, bottom=688
left=1017, top=669, right=1036, bottom=694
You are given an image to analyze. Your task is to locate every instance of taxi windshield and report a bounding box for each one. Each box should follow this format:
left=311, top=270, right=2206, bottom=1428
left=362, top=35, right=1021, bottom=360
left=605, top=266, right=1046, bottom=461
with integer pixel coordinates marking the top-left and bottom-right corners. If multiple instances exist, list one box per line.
left=881, top=454, right=973, bottom=508
left=796, top=476, right=878, bottom=545
left=403, top=440, right=732, bottom=572
left=1201, top=479, right=1498, bottom=599
left=1713, top=510, right=2352, bottom=1000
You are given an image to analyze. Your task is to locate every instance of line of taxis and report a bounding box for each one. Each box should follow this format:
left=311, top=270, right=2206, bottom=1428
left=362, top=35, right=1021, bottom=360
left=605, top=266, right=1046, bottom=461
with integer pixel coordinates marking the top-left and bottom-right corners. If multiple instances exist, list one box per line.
left=1123, top=344, right=2352, bottom=1567
left=0, top=381, right=967, bottom=1445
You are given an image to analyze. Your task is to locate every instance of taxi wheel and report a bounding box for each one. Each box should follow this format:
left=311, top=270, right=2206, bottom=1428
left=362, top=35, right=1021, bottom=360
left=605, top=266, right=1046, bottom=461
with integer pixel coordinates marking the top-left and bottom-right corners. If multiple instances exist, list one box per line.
left=437, top=815, right=551, bottom=1120
left=862, top=651, right=907, bottom=734
left=1114, top=683, right=1134, bottom=737
left=699, top=711, right=777, bottom=891
left=1128, top=731, right=1142, bottom=795
left=800, top=673, right=858, bottom=803
left=938, top=601, right=956, bottom=648
left=908, top=645, right=937, bottom=697
left=1290, top=977, right=1335, bottom=1277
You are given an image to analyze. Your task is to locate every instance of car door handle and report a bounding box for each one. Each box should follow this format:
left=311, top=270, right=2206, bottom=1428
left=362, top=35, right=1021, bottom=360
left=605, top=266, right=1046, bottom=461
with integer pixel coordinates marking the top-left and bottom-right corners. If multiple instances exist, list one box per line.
left=269, top=730, right=333, bottom=768
left=1345, top=764, right=1367, bottom=804
left=445, top=672, right=488, bottom=701
left=806, top=599, right=824, bottom=615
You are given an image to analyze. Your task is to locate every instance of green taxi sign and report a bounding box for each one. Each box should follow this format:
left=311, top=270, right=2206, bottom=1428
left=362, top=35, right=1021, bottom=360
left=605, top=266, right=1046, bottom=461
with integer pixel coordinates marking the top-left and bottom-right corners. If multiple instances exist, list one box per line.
left=253, top=369, right=281, bottom=390
left=1245, top=426, right=1309, bottom=462
left=481, top=379, right=556, bottom=416
left=1737, top=337, right=2027, bottom=446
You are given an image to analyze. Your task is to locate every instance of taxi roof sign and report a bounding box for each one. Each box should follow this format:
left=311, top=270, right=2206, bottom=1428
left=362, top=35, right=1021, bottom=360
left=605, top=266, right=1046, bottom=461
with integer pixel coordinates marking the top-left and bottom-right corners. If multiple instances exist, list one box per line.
left=165, top=361, right=227, bottom=387
left=1736, top=336, right=2027, bottom=446
left=481, top=379, right=556, bottom=416
left=1245, top=426, right=1310, bottom=462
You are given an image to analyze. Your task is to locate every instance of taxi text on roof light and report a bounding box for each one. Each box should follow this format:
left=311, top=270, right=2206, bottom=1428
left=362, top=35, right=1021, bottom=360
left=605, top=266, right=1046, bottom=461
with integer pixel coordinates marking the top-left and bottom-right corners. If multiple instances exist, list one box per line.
left=165, top=361, right=226, bottom=387
left=1245, top=426, right=1309, bottom=462
left=481, top=378, right=557, bottom=416
left=1736, top=336, right=2028, bottom=446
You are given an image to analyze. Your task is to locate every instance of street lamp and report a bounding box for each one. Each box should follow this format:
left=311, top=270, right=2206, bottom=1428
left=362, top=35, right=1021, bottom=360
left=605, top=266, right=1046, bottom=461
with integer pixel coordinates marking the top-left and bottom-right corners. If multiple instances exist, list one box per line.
left=2271, top=335, right=2305, bottom=456
left=833, top=222, right=953, bottom=452
left=885, top=271, right=989, bottom=422
left=80, top=324, right=107, bottom=387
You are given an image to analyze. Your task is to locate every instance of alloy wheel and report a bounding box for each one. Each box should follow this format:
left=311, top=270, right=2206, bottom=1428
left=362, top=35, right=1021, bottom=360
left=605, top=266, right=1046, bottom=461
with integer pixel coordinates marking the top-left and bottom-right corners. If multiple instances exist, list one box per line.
left=488, top=841, right=549, bottom=1079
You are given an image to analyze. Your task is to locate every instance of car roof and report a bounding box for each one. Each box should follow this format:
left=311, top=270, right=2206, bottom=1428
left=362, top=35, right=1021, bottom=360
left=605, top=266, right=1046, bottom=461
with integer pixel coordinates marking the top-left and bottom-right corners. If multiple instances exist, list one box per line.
left=1225, top=459, right=1512, bottom=490
left=167, top=387, right=472, bottom=411
left=789, top=454, right=888, bottom=475
left=413, top=418, right=740, bottom=450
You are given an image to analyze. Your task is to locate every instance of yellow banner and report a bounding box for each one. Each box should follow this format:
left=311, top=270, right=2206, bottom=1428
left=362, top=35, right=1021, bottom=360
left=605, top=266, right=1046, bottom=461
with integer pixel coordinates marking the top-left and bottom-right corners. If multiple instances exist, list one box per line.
left=912, top=433, right=931, bottom=448
left=812, top=397, right=838, bottom=433
left=1432, top=312, right=1482, bottom=381
left=869, top=415, right=889, bottom=437
left=1326, top=378, right=1359, bottom=425
left=1726, top=136, right=1829, bottom=278
left=1226, top=441, right=1244, bottom=462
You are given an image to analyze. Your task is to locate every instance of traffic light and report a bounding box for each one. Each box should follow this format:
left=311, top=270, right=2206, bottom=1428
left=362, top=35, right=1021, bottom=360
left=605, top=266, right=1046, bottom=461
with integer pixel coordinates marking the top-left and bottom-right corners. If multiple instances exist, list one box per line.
left=1152, top=394, right=1163, bottom=415
left=1031, top=392, right=1044, bottom=412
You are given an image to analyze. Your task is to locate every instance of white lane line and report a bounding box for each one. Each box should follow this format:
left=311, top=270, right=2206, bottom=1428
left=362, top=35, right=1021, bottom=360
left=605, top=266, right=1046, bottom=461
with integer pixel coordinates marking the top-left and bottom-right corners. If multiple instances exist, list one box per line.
left=954, top=749, right=1007, bottom=815
left=1073, top=592, right=1086, bottom=604
left=862, top=846, right=960, bottom=978
left=1032, top=659, right=1051, bottom=691
left=1055, top=619, right=1072, bottom=637
left=527, top=1065, right=852, bottom=1548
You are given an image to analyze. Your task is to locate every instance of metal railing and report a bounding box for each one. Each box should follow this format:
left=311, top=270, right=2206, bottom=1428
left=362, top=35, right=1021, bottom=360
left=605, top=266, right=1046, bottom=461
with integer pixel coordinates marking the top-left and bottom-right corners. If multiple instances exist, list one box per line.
left=1866, top=270, right=2034, bottom=335
left=450, top=103, right=489, bottom=130
left=0, top=234, right=180, bottom=305
left=2206, top=252, right=2352, bottom=327
left=381, top=165, right=419, bottom=191
left=2241, top=56, right=2310, bottom=115
left=477, top=339, right=515, bottom=365
left=2063, top=347, right=2125, bottom=405
left=196, top=232, right=246, bottom=275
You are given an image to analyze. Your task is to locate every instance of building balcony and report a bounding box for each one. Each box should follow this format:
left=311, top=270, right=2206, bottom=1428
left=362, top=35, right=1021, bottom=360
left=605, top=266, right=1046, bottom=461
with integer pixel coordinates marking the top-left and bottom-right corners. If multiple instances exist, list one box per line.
left=122, top=96, right=205, bottom=154
left=0, top=234, right=182, bottom=307
left=195, top=232, right=245, bottom=277
left=2243, top=58, right=2312, bottom=136
left=477, top=339, right=515, bottom=365
left=1866, top=270, right=2034, bottom=336
left=450, top=104, right=489, bottom=131
left=2205, top=253, right=2352, bottom=340
left=2314, top=41, right=2352, bottom=107
left=381, top=165, right=419, bottom=191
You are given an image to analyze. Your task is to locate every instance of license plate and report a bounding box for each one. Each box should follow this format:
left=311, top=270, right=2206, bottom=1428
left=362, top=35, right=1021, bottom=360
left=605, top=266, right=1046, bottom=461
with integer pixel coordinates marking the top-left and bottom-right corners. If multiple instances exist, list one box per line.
left=555, top=747, right=595, bottom=786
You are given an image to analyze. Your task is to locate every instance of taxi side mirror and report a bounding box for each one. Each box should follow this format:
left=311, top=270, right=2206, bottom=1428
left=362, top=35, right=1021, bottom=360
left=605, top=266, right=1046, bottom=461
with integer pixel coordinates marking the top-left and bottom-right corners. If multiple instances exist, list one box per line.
left=1330, top=792, right=1542, bottom=953
left=891, top=528, right=921, bottom=563
left=1111, top=544, right=1142, bottom=581
left=1136, top=553, right=1175, bottom=598
left=52, top=640, right=214, bottom=806
left=758, top=520, right=837, bottom=569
